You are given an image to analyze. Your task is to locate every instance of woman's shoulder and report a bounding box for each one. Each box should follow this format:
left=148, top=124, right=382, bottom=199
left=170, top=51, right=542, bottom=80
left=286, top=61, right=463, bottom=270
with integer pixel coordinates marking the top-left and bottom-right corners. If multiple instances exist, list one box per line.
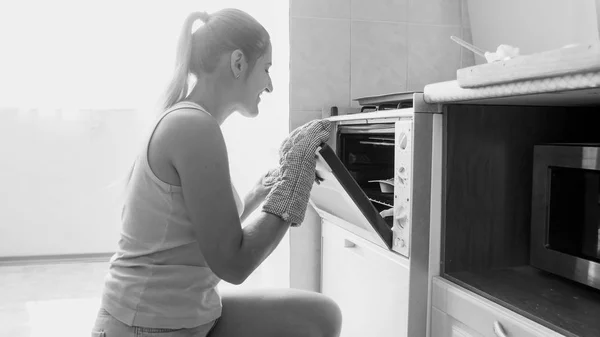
left=162, top=102, right=212, bottom=122
left=157, top=104, right=225, bottom=158
left=160, top=103, right=219, bottom=136
left=169, top=101, right=209, bottom=115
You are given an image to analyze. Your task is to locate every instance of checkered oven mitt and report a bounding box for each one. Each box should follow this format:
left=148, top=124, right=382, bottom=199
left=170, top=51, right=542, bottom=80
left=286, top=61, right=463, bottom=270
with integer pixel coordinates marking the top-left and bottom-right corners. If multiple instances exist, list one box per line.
left=262, top=119, right=332, bottom=226
left=262, top=119, right=329, bottom=188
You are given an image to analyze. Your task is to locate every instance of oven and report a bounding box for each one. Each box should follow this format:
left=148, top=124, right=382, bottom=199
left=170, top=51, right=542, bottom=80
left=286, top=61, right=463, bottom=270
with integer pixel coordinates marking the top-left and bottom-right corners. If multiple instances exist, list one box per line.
left=309, top=96, right=439, bottom=258
left=307, top=93, right=442, bottom=337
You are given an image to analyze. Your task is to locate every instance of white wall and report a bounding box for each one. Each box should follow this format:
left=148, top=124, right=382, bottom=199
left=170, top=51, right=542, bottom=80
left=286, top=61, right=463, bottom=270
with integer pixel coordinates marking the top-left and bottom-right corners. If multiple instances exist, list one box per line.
left=467, top=0, right=599, bottom=64
left=0, top=108, right=147, bottom=257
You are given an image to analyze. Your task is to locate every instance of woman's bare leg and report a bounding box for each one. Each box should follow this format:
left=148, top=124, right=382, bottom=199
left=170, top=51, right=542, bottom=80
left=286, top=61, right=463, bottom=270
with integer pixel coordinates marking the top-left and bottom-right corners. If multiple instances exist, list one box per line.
left=208, top=288, right=342, bottom=337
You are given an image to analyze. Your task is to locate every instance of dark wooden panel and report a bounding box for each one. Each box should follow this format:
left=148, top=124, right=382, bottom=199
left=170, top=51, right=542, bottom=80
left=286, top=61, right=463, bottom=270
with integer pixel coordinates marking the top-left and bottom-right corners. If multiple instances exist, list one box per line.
left=445, top=266, right=600, bottom=337
left=443, top=105, right=600, bottom=273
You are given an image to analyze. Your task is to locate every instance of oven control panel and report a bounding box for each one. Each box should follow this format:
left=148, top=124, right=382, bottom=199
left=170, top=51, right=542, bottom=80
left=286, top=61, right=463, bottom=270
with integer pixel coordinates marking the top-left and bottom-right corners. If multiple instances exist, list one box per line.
left=393, top=119, right=412, bottom=257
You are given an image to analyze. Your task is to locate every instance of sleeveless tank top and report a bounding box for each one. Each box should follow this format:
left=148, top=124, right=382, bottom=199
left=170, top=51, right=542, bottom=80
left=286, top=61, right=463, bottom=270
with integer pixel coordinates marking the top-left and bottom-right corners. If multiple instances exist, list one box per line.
left=101, top=101, right=244, bottom=329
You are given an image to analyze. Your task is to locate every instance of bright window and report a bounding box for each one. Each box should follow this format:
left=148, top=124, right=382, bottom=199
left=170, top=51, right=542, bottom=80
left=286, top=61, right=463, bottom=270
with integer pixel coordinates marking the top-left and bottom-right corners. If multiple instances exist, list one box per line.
left=0, top=0, right=289, bottom=287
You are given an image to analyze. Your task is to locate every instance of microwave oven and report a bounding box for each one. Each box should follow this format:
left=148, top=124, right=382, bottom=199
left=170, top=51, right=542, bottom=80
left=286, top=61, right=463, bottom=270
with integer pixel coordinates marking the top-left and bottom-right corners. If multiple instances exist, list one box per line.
left=530, top=143, right=600, bottom=290
left=308, top=101, right=438, bottom=258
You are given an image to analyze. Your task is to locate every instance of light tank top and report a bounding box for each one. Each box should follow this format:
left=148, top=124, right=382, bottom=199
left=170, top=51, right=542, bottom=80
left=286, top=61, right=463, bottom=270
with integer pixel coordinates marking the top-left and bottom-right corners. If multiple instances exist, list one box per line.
left=101, top=101, right=244, bottom=328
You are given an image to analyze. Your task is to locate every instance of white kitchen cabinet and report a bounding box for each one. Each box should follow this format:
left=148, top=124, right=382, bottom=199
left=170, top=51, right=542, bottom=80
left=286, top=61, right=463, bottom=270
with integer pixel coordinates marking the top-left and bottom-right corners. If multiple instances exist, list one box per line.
left=431, top=277, right=564, bottom=337
left=321, top=220, right=410, bottom=337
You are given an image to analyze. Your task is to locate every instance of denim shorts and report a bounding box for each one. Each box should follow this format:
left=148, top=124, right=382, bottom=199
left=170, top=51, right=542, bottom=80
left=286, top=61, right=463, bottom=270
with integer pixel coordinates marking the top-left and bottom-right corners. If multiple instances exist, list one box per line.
left=91, top=308, right=219, bottom=337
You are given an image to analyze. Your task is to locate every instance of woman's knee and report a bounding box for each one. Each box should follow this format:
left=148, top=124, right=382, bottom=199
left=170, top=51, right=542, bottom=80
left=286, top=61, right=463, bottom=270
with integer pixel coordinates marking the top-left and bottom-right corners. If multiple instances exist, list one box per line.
left=305, top=294, right=342, bottom=337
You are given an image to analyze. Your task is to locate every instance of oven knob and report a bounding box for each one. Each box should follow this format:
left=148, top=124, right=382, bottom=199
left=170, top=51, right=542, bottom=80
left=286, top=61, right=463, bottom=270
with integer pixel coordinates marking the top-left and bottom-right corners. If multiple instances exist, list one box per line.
left=396, top=167, right=404, bottom=177
left=395, top=208, right=409, bottom=228
left=396, top=167, right=407, bottom=185
left=399, top=133, right=408, bottom=150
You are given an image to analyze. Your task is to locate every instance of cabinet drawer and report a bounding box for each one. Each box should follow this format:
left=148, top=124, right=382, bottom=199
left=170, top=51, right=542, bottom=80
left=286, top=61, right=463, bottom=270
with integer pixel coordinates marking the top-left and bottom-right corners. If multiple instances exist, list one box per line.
left=432, top=277, right=564, bottom=337
left=321, top=221, right=410, bottom=337
left=431, top=307, right=483, bottom=337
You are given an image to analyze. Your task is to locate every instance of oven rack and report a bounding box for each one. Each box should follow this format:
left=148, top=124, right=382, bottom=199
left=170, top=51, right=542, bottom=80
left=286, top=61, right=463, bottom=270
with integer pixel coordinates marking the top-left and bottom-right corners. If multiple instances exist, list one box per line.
left=368, top=197, right=393, bottom=208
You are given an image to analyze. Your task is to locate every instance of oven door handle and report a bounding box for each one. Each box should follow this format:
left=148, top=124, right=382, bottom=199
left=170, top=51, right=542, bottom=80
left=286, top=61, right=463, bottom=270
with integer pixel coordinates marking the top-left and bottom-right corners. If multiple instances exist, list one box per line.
left=338, top=125, right=396, bottom=134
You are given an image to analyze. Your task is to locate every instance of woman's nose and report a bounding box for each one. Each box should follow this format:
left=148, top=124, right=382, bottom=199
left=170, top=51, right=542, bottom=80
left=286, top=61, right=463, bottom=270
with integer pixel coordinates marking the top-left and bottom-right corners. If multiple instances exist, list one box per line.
left=266, top=77, right=273, bottom=93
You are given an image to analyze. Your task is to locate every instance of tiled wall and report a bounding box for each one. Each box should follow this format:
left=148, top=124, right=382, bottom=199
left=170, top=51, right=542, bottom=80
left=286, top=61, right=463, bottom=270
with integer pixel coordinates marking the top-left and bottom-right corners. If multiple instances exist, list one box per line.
left=289, top=0, right=473, bottom=129
left=597, top=0, right=600, bottom=34
left=468, top=0, right=598, bottom=63
left=288, top=0, right=473, bottom=291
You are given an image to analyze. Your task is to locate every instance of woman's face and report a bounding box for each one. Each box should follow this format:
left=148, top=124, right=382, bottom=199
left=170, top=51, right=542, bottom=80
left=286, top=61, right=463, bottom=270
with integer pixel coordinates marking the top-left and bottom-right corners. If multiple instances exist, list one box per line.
left=236, top=44, right=273, bottom=118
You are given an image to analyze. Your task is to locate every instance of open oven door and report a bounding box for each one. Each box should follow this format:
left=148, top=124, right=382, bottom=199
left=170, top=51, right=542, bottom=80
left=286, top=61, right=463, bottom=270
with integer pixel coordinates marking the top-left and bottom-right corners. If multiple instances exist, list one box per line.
left=309, top=143, right=393, bottom=250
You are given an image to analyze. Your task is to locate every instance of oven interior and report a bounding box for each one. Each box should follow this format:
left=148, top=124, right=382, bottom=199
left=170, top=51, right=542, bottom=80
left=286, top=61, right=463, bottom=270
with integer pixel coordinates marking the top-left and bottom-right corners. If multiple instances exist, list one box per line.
left=337, top=124, right=395, bottom=227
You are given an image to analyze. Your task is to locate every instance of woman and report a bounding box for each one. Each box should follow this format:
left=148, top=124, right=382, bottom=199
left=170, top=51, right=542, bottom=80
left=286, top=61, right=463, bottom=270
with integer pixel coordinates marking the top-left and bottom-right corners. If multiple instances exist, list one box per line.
left=92, top=8, right=342, bottom=337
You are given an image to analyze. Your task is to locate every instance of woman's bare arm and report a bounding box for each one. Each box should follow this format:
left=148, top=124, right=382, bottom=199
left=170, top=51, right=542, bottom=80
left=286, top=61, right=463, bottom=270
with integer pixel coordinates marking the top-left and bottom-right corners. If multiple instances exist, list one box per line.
left=164, top=110, right=289, bottom=284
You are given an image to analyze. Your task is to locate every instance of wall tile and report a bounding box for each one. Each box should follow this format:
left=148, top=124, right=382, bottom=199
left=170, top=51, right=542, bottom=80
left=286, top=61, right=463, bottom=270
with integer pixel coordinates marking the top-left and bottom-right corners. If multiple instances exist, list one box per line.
left=460, top=28, right=476, bottom=68
left=351, top=0, right=408, bottom=22
left=597, top=0, right=600, bottom=35
left=291, top=0, right=350, bottom=19
left=407, top=0, right=461, bottom=25
left=289, top=110, right=323, bottom=130
left=351, top=21, right=408, bottom=101
left=290, top=18, right=351, bottom=111
left=407, top=24, right=461, bottom=91
left=460, top=0, right=471, bottom=28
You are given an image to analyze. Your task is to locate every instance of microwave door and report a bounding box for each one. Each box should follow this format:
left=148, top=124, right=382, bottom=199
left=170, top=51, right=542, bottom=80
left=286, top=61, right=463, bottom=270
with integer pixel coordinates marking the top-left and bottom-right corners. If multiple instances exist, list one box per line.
left=309, top=144, right=393, bottom=250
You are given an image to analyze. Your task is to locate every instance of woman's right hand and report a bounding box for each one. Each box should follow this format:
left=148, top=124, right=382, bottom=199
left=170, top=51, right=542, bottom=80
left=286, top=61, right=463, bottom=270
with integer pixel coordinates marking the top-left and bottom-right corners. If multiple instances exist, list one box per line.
left=266, top=119, right=330, bottom=187
left=262, top=119, right=332, bottom=226
left=277, top=119, right=328, bottom=161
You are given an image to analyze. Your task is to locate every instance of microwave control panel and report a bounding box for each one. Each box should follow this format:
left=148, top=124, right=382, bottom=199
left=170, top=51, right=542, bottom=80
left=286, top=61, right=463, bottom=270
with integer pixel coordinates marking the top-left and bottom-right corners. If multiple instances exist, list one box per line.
left=393, top=119, right=412, bottom=257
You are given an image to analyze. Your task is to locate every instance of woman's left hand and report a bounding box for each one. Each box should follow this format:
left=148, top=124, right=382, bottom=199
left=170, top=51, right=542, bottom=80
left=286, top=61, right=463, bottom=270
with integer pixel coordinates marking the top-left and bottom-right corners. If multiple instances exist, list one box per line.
left=259, top=168, right=279, bottom=196
left=240, top=169, right=279, bottom=222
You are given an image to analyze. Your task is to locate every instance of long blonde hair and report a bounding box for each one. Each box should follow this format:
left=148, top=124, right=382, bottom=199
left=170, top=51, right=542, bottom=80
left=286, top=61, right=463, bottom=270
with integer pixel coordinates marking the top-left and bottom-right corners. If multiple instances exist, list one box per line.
left=162, top=8, right=271, bottom=111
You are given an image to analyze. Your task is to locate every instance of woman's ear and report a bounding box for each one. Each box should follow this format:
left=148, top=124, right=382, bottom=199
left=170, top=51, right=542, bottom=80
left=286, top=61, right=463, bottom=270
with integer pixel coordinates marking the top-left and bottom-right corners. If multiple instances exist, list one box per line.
left=230, top=49, right=247, bottom=79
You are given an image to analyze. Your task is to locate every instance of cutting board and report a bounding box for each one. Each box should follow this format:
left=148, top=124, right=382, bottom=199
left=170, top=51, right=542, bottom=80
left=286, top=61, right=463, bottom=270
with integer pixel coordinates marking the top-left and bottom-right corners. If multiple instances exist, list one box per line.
left=457, top=42, right=600, bottom=88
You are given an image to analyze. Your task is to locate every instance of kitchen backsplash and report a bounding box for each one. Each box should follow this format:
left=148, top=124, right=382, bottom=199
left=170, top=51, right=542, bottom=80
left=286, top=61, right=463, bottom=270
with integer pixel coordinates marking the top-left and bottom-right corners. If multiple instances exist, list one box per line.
left=467, top=0, right=598, bottom=64
left=289, top=0, right=472, bottom=124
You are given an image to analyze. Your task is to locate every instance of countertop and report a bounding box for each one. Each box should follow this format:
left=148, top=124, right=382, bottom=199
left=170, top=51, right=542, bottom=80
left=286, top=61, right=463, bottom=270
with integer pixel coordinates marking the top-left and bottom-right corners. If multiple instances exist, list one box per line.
left=423, top=70, right=600, bottom=107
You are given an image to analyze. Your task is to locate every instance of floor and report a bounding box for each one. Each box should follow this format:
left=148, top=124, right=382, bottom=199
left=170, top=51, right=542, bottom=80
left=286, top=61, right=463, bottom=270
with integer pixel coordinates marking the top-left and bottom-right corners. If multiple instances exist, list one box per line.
left=0, top=261, right=263, bottom=337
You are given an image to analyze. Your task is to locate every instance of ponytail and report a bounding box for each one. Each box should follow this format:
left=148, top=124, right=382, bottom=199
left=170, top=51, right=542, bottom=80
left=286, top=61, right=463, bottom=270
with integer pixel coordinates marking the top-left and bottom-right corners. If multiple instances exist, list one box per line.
left=160, top=9, right=269, bottom=112
left=115, top=9, right=269, bottom=192
left=161, top=12, right=209, bottom=111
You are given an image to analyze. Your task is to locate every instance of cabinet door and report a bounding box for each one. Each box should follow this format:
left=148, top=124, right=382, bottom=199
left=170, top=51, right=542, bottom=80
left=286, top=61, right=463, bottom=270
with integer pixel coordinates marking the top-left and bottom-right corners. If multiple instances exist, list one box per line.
left=321, top=222, right=410, bottom=337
